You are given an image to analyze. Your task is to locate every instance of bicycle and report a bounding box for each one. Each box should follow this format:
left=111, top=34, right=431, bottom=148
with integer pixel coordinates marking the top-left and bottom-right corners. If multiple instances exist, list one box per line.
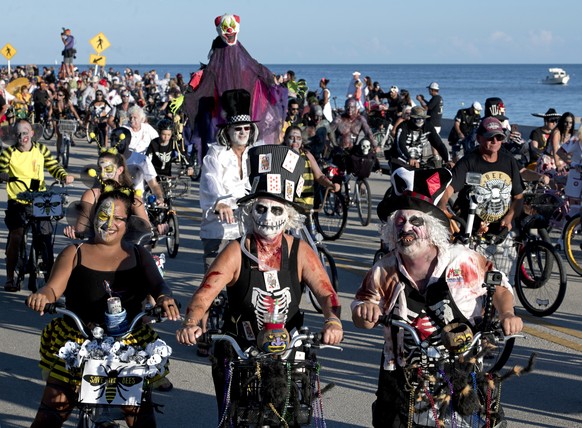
left=144, top=173, right=190, bottom=258
left=375, top=270, right=529, bottom=428
left=57, top=119, right=77, bottom=168
left=455, top=172, right=567, bottom=317
left=200, top=326, right=343, bottom=427
left=344, top=152, right=376, bottom=227
left=3, top=178, right=68, bottom=292
left=36, top=106, right=55, bottom=141
left=299, top=213, right=339, bottom=314
left=38, top=302, right=173, bottom=428
left=312, top=164, right=348, bottom=241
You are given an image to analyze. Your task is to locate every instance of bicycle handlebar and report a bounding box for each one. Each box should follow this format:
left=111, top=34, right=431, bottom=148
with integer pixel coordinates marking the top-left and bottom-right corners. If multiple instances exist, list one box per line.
left=201, top=329, right=343, bottom=361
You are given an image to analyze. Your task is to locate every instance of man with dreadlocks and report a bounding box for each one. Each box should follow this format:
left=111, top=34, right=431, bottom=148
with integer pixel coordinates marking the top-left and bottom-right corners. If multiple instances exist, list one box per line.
left=352, top=166, right=523, bottom=428
left=177, top=144, right=343, bottom=415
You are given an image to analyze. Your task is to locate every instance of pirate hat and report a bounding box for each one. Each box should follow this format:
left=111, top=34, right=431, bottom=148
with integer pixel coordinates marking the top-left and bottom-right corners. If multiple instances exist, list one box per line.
left=238, top=145, right=305, bottom=212
left=377, top=166, right=451, bottom=226
left=218, top=88, right=258, bottom=126
left=531, top=108, right=561, bottom=119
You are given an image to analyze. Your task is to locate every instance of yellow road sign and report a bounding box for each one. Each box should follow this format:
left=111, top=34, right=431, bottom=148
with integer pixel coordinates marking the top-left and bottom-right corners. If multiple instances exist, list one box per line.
left=89, top=32, right=110, bottom=53
left=1, top=44, right=16, bottom=60
left=90, top=54, right=106, bottom=67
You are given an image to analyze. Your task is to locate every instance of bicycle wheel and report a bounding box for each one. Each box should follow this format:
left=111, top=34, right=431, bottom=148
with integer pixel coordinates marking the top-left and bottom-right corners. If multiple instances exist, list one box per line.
left=308, top=245, right=339, bottom=314
left=166, top=212, right=180, bottom=258
left=373, top=130, right=387, bottom=150
left=59, top=137, right=70, bottom=168
left=314, top=192, right=348, bottom=241
left=563, top=214, right=582, bottom=276
left=14, top=228, right=29, bottom=291
left=515, top=240, right=567, bottom=317
left=42, top=120, right=55, bottom=140
left=355, top=179, right=371, bottom=226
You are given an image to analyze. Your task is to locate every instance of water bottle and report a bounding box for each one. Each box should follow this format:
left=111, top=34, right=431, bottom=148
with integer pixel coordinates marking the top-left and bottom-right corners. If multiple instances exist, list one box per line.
left=147, top=194, right=157, bottom=205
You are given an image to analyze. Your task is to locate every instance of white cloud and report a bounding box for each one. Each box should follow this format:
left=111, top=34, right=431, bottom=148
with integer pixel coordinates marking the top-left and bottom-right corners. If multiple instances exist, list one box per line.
left=490, top=31, right=512, bottom=43
left=529, top=30, right=553, bottom=47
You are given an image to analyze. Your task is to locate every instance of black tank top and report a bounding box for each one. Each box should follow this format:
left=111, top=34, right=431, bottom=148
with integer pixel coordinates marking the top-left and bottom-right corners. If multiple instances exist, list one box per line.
left=64, top=244, right=150, bottom=325
left=224, top=236, right=303, bottom=344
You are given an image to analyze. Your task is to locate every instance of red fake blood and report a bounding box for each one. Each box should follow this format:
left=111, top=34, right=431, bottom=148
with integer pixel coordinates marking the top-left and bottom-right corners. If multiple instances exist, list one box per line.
left=460, top=262, right=478, bottom=284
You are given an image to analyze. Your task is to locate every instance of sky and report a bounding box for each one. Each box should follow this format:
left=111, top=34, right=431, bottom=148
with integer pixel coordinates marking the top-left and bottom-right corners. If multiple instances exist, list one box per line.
left=1, top=0, right=582, bottom=66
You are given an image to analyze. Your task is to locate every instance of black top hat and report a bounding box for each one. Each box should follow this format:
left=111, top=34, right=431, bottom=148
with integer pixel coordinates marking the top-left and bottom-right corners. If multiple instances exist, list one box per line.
left=484, top=97, right=508, bottom=121
left=219, top=89, right=259, bottom=126
left=238, top=145, right=306, bottom=212
left=377, top=167, right=452, bottom=226
left=531, top=108, right=561, bottom=119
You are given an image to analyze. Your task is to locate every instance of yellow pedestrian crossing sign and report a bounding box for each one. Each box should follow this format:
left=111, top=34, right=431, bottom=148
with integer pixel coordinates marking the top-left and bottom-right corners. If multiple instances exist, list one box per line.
left=1, top=44, right=16, bottom=60
left=90, top=54, right=106, bottom=67
left=90, top=32, right=110, bottom=54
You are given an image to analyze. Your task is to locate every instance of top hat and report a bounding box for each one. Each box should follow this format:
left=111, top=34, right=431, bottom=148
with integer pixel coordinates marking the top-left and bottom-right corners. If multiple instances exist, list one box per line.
left=238, top=145, right=305, bottom=212
left=377, top=167, right=452, bottom=226
left=219, top=89, right=258, bottom=127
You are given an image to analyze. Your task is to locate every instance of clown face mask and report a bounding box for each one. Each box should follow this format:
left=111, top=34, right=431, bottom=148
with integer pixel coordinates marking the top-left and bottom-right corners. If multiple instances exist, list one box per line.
left=252, top=199, right=288, bottom=241
left=94, top=198, right=128, bottom=242
left=215, top=14, right=240, bottom=46
left=98, top=158, right=121, bottom=181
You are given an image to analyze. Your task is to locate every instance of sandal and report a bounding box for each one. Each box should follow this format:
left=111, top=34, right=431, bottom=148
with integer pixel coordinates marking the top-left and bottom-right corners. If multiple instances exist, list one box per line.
left=4, top=279, right=19, bottom=292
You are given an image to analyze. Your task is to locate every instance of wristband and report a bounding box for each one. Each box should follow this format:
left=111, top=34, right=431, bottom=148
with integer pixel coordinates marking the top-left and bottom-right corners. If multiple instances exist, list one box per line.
left=182, top=318, right=199, bottom=327
left=325, top=319, right=343, bottom=329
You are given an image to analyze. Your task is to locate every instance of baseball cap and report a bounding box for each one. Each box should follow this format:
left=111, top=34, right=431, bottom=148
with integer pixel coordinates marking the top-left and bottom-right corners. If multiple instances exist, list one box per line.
left=477, top=117, right=505, bottom=139
left=390, top=85, right=399, bottom=94
left=472, top=101, right=483, bottom=111
left=352, top=71, right=361, bottom=76
left=427, top=82, right=439, bottom=91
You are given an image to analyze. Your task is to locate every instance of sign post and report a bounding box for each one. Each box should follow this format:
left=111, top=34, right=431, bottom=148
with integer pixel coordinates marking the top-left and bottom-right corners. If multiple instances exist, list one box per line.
left=89, top=33, right=111, bottom=75
left=1, top=43, right=17, bottom=74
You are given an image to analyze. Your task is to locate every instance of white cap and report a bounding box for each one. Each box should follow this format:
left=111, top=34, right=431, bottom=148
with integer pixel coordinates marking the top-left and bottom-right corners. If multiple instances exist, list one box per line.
left=352, top=71, right=361, bottom=76
left=0, top=80, right=5, bottom=86
left=472, top=101, right=483, bottom=111
left=427, top=82, right=439, bottom=90
left=390, top=85, right=399, bottom=93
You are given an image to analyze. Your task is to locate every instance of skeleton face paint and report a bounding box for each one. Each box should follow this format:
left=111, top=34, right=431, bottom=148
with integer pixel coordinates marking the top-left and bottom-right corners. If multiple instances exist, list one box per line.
left=393, top=209, right=430, bottom=254
left=252, top=199, right=288, bottom=241
left=98, top=158, right=120, bottom=180
left=215, top=14, right=240, bottom=46
left=94, top=198, right=127, bottom=242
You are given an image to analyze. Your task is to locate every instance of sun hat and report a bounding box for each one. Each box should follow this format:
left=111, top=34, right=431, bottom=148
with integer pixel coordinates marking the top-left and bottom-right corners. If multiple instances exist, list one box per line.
left=531, top=108, right=561, bottom=119
left=237, top=145, right=306, bottom=213
left=410, top=106, right=430, bottom=119
left=427, top=82, right=439, bottom=91
left=476, top=117, right=506, bottom=139
left=377, top=166, right=452, bottom=226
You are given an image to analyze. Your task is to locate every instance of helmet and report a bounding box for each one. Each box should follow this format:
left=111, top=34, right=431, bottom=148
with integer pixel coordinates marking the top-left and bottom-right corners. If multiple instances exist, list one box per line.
left=110, top=127, right=131, bottom=154
left=157, top=119, right=173, bottom=132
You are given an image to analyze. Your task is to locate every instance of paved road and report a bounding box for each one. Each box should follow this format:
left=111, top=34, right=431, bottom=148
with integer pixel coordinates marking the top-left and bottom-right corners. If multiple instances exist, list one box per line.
left=0, top=137, right=581, bottom=427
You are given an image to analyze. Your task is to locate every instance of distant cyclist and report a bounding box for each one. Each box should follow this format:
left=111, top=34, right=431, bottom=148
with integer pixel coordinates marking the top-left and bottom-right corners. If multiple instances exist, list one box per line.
left=0, top=119, right=74, bottom=292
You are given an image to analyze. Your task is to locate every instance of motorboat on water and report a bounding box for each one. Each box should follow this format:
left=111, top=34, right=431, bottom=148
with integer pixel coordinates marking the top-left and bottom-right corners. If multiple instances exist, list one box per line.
left=543, top=68, right=570, bottom=85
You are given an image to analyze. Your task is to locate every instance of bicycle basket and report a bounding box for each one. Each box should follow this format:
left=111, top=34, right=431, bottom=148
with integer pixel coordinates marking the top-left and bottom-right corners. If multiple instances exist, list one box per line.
left=524, top=191, right=564, bottom=223
left=30, top=191, right=65, bottom=218
left=58, top=119, right=77, bottom=134
left=347, top=154, right=375, bottom=179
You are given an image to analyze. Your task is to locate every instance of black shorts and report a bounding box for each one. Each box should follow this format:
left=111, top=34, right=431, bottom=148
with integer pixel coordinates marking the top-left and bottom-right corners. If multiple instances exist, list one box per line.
left=5, top=200, right=53, bottom=235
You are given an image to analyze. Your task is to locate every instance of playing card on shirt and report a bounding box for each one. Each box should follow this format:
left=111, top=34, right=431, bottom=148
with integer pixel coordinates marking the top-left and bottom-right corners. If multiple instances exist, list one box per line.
left=267, top=174, right=281, bottom=193
left=258, top=153, right=272, bottom=173
left=282, top=150, right=300, bottom=172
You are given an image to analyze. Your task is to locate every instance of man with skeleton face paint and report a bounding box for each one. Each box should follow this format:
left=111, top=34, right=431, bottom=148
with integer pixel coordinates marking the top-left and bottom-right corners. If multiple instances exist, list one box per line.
left=352, top=167, right=522, bottom=427
left=177, top=145, right=342, bottom=412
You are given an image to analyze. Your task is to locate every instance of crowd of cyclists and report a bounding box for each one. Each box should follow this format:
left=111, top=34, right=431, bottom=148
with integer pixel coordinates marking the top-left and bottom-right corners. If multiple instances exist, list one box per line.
left=0, top=60, right=577, bottom=426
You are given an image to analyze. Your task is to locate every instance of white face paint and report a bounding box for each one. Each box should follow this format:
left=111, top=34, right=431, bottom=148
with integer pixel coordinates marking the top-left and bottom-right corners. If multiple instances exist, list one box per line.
left=252, top=199, right=289, bottom=241
left=393, top=209, right=430, bottom=256
left=361, top=139, right=371, bottom=155
left=93, top=198, right=127, bottom=242
left=98, top=158, right=120, bottom=180
left=227, top=124, right=251, bottom=146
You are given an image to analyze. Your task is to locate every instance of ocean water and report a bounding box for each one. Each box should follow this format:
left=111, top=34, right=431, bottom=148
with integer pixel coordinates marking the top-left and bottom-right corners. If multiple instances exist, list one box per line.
left=73, top=63, right=582, bottom=126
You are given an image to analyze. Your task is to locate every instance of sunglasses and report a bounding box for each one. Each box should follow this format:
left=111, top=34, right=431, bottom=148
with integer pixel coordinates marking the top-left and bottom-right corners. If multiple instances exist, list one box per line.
left=487, top=135, right=505, bottom=142
left=548, top=118, right=558, bottom=123
left=290, top=108, right=299, bottom=112
left=234, top=125, right=251, bottom=132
